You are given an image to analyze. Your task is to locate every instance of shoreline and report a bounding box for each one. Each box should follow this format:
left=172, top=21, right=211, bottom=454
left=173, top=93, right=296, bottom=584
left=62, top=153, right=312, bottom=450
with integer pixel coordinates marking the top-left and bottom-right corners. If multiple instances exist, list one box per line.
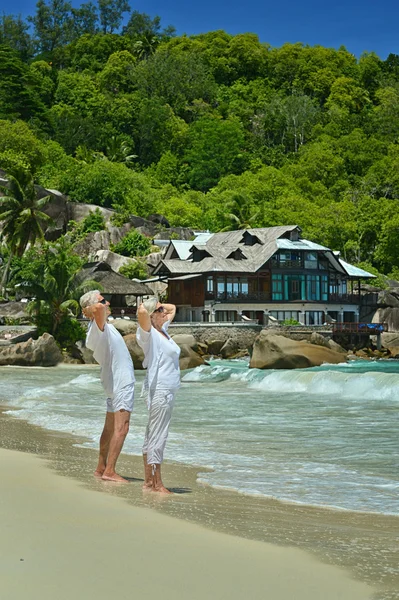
left=0, top=407, right=398, bottom=599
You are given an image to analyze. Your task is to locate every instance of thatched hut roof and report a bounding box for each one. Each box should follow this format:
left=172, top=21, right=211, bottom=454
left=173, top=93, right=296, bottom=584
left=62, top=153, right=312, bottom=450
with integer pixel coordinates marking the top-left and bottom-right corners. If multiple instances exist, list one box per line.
left=77, top=262, right=152, bottom=296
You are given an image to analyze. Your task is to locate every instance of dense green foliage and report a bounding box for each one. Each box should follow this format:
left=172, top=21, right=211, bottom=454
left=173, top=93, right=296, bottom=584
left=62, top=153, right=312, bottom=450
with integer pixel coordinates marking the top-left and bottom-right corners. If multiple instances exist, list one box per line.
left=112, top=229, right=152, bottom=257
left=1, top=4, right=399, bottom=277
left=119, top=258, right=148, bottom=279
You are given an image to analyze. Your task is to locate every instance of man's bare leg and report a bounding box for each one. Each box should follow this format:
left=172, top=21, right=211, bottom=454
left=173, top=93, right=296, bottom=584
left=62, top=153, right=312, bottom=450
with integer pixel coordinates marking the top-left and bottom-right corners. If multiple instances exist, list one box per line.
left=142, top=454, right=153, bottom=490
left=102, top=409, right=130, bottom=482
left=94, top=412, right=114, bottom=477
left=151, top=463, right=173, bottom=494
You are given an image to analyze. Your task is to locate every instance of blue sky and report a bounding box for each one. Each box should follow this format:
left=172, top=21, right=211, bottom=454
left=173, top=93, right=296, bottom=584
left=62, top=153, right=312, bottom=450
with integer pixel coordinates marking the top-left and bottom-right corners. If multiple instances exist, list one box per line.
left=4, top=0, right=397, bottom=59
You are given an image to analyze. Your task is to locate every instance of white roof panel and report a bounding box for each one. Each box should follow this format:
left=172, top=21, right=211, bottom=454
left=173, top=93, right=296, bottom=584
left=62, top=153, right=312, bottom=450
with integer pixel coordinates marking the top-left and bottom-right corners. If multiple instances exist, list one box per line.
left=276, top=239, right=330, bottom=251
left=339, top=259, right=376, bottom=278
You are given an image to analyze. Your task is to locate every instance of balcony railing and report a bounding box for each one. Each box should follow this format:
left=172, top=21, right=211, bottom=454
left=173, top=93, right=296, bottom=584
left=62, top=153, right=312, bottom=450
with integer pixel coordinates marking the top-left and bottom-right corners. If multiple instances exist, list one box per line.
left=214, top=291, right=272, bottom=302
left=205, top=291, right=361, bottom=304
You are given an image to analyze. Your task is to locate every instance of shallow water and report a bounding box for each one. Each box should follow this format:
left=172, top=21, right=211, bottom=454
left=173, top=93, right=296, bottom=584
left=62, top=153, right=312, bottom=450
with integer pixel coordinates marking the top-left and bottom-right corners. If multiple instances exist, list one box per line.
left=0, top=359, right=398, bottom=516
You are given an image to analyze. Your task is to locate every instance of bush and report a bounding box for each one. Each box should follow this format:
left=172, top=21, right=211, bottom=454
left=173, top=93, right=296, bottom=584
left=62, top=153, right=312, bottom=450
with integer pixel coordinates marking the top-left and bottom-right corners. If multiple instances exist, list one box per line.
left=81, top=208, right=107, bottom=234
left=119, top=260, right=148, bottom=280
left=36, top=314, right=85, bottom=348
left=282, top=318, right=301, bottom=326
left=112, top=230, right=152, bottom=257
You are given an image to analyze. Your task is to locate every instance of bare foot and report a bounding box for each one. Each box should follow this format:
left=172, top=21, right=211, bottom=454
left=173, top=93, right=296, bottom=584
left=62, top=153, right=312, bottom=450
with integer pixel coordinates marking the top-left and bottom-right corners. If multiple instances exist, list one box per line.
left=94, top=470, right=104, bottom=478
left=101, top=473, right=128, bottom=483
left=152, top=485, right=173, bottom=494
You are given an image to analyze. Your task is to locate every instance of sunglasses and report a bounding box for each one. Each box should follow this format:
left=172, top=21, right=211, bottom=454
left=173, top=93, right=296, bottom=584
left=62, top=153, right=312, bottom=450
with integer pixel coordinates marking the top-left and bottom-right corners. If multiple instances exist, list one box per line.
left=99, top=298, right=107, bottom=305
left=153, top=306, right=164, bottom=313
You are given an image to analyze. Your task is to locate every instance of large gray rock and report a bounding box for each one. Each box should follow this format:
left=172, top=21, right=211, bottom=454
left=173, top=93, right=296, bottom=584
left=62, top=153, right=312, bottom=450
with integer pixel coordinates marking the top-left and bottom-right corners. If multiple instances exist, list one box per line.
left=39, top=188, right=69, bottom=240
left=67, top=203, right=115, bottom=224
left=73, top=225, right=133, bottom=260
left=0, top=333, right=62, bottom=366
left=123, top=333, right=145, bottom=369
left=94, top=249, right=135, bottom=273
left=178, top=344, right=204, bottom=370
left=206, top=340, right=225, bottom=355
left=0, top=302, right=30, bottom=321
left=146, top=251, right=163, bottom=270
left=310, top=332, right=330, bottom=348
left=171, top=333, right=198, bottom=351
left=112, top=319, right=138, bottom=336
left=220, top=338, right=240, bottom=359
left=377, top=288, right=399, bottom=308
left=76, top=341, right=96, bottom=364
left=250, top=330, right=346, bottom=370
left=372, top=308, right=399, bottom=332
left=328, top=339, right=347, bottom=354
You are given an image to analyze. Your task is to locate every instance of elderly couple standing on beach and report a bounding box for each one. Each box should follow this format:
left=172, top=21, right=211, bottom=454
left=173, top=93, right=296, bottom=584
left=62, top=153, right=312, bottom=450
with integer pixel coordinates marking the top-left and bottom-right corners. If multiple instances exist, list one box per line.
left=79, top=290, right=180, bottom=494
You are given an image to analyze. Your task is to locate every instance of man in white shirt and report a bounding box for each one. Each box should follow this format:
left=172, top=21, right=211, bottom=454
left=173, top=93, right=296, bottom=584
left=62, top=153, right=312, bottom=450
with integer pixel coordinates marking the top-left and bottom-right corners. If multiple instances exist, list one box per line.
left=79, top=290, right=135, bottom=482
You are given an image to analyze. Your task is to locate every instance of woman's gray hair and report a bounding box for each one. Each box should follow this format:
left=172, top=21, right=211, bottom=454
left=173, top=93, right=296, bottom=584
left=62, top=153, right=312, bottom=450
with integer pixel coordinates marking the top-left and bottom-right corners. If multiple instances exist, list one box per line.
left=79, top=290, right=101, bottom=309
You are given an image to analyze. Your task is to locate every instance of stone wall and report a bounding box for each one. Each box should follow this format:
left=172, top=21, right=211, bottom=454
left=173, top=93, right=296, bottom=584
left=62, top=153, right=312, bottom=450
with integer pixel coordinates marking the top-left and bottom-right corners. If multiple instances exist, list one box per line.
left=168, top=323, right=262, bottom=347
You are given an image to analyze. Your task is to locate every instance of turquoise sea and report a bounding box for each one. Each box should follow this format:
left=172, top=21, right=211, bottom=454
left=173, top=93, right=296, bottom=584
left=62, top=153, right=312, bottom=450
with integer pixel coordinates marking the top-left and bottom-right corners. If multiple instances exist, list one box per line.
left=0, top=358, right=398, bottom=516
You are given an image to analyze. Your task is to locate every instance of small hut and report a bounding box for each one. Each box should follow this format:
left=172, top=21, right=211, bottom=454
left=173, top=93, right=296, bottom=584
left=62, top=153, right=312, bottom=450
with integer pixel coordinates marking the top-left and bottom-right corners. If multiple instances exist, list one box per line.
left=77, top=262, right=152, bottom=316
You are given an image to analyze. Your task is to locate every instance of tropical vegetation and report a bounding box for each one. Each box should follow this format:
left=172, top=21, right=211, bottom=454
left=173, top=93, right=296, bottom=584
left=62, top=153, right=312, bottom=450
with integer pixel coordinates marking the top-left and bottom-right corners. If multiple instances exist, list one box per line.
left=1, top=0, right=399, bottom=300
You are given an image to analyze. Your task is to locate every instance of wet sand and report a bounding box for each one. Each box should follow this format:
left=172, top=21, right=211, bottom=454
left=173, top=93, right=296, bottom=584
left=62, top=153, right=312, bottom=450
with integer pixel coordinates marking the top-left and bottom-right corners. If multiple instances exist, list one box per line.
left=0, top=408, right=397, bottom=599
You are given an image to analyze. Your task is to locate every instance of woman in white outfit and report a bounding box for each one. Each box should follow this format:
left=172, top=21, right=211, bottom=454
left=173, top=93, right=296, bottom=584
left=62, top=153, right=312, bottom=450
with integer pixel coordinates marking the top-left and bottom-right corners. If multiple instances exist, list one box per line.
left=136, top=298, right=180, bottom=493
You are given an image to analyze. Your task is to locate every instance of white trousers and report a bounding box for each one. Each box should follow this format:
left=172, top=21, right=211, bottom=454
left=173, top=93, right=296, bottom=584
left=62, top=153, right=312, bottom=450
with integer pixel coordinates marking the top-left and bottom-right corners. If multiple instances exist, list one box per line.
left=142, top=388, right=176, bottom=465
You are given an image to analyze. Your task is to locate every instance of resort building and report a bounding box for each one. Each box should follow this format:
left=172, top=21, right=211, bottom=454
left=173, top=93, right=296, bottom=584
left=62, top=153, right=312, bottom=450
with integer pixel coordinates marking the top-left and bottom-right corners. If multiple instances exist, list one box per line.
left=153, top=226, right=375, bottom=325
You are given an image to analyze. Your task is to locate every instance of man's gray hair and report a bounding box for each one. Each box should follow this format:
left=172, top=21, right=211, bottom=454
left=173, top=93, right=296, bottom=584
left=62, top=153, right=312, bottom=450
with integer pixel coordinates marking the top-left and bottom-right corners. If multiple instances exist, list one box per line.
left=79, top=290, right=101, bottom=309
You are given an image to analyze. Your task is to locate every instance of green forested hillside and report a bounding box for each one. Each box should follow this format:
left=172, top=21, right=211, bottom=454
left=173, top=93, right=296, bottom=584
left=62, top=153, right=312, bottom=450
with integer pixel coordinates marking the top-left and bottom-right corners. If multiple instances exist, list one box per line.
left=1, top=3, right=399, bottom=276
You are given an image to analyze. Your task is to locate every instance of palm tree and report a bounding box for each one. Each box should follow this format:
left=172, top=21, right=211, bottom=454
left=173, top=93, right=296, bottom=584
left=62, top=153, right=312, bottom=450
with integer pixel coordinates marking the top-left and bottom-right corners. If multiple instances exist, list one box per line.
left=220, top=193, right=260, bottom=231
left=18, top=238, right=98, bottom=341
left=0, top=170, right=53, bottom=294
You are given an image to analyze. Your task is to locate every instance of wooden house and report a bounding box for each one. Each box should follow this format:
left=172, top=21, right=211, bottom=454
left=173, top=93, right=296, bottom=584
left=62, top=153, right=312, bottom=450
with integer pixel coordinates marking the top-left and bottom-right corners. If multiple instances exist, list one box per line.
left=153, top=226, right=376, bottom=325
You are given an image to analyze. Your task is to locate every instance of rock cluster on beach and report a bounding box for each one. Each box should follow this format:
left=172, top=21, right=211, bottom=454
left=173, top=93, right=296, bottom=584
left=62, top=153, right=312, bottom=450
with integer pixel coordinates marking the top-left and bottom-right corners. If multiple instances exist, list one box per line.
left=0, top=333, right=62, bottom=366
left=1, top=324, right=399, bottom=369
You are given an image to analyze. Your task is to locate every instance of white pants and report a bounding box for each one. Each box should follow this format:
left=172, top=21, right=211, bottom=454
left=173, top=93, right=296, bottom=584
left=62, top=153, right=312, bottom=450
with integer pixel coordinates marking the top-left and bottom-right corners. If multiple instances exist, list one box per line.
left=142, top=388, right=176, bottom=465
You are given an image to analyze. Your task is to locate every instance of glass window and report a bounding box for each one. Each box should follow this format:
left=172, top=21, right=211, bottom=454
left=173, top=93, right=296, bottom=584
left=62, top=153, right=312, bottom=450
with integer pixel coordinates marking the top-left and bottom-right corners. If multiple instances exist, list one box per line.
left=241, top=280, right=248, bottom=294
left=206, top=277, right=214, bottom=292
left=307, top=275, right=320, bottom=301
left=306, top=311, right=324, bottom=325
left=217, top=277, right=225, bottom=300
left=304, top=251, right=318, bottom=269
left=321, top=275, right=328, bottom=301
left=233, top=278, right=239, bottom=297
left=272, top=274, right=283, bottom=300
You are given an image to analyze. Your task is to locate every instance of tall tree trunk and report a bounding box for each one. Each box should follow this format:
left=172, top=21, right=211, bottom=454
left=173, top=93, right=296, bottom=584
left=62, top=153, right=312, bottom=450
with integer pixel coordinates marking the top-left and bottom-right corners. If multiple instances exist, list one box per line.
left=0, top=253, right=13, bottom=298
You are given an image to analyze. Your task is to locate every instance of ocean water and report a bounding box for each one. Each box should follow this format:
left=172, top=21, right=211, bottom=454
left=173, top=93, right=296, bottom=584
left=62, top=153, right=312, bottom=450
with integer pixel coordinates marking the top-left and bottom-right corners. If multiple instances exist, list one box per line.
left=0, top=359, right=398, bottom=516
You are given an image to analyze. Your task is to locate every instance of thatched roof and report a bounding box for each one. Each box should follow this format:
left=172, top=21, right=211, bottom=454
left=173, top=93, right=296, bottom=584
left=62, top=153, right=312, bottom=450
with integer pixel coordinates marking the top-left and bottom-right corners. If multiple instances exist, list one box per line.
left=77, top=262, right=152, bottom=296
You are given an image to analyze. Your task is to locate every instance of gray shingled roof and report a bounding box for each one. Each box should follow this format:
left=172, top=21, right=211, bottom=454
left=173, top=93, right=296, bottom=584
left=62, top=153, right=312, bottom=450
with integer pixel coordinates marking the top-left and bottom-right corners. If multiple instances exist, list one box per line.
left=154, top=226, right=376, bottom=279
left=155, top=226, right=299, bottom=275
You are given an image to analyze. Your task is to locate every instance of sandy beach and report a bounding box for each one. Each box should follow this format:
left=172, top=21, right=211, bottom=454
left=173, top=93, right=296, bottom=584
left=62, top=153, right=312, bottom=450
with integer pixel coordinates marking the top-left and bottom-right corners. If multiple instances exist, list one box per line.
left=0, top=446, right=373, bottom=600
left=1, top=403, right=398, bottom=600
